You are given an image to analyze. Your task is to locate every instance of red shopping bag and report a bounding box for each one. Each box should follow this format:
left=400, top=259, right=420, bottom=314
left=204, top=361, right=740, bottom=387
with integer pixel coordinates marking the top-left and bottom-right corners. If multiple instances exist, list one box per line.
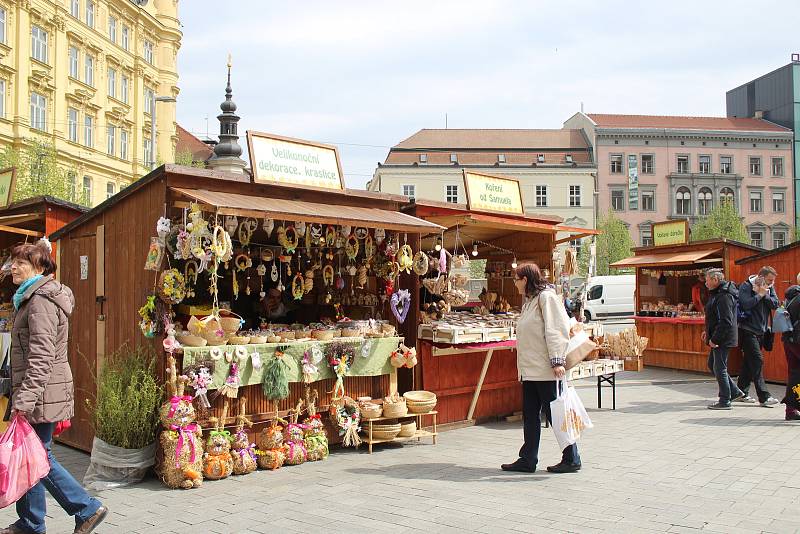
left=0, top=413, right=50, bottom=508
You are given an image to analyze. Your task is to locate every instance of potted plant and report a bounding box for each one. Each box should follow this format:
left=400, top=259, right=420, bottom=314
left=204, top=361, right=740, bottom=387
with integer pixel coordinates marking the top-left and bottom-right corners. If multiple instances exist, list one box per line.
left=84, top=344, right=162, bottom=490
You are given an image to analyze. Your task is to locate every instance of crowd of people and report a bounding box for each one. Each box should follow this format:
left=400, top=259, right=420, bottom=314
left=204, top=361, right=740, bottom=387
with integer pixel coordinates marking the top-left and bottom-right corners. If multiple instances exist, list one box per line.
left=703, top=265, right=800, bottom=420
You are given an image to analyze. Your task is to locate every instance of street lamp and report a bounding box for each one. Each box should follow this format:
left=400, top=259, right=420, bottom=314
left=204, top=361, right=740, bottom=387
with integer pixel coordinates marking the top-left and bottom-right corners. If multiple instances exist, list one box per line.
left=151, top=95, right=176, bottom=170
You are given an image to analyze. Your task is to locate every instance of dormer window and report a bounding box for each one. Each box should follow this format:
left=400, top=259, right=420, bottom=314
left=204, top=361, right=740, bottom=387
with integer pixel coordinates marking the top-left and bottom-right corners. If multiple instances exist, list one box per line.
left=498, top=154, right=506, bottom=163
left=565, top=154, right=573, bottom=163
left=537, top=154, right=545, bottom=163
left=450, top=153, right=458, bottom=164
left=419, top=153, right=427, bottom=164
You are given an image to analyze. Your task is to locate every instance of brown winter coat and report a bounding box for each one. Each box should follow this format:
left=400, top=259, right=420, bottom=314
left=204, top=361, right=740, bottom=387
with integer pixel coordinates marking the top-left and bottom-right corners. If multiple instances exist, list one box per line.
left=10, top=275, right=75, bottom=424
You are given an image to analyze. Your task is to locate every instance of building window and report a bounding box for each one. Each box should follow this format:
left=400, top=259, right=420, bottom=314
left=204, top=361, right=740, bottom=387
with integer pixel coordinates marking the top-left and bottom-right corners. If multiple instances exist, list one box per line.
left=31, top=26, right=48, bottom=63
left=611, top=189, right=625, bottom=211
left=641, top=190, right=655, bottom=211
left=85, top=0, right=94, bottom=27
left=720, top=187, right=735, bottom=205
left=68, top=172, right=77, bottom=199
left=569, top=185, right=581, bottom=207
left=143, top=138, right=153, bottom=167
left=68, top=46, right=79, bottom=78
left=772, top=157, right=784, bottom=177
left=0, top=8, right=6, bottom=44
left=401, top=184, right=415, bottom=200
left=107, top=68, right=116, bottom=98
left=83, top=176, right=92, bottom=201
left=641, top=154, right=654, bottom=174
left=699, top=155, right=711, bottom=174
left=773, top=192, right=785, bottom=213
left=498, top=154, right=506, bottom=163
left=121, top=25, right=129, bottom=50
left=106, top=182, right=115, bottom=199
left=720, top=156, right=733, bottom=174
left=449, top=153, right=457, bottom=164
left=84, top=54, right=94, bottom=86
left=750, top=231, right=763, bottom=248
left=29, top=92, right=46, bottom=131
left=749, top=156, right=761, bottom=176
left=121, top=75, right=129, bottom=103
left=120, top=130, right=128, bottom=160
left=676, top=186, right=691, bottom=215
left=749, top=190, right=762, bottom=212
left=108, top=16, right=117, bottom=43
left=641, top=228, right=653, bottom=247
left=610, top=154, right=623, bottom=173
left=445, top=185, right=458, bottom=203
left=144, top=88, right=154, bottom=114
left=107, top=124, right=115, bottom=156
left=70, top=0, right=79, bottom=18
left=84, top=115, right=93, bottom=147
left=698, top=187, right=713, bottom=215
left=144, top=40, right=154, bottom=64
left=677, top=155, right=689, bottom=174
left=774, top=231, right=786, bottom=249
left=535, top=185, right=548, bottom=207
left=67, top=108, right=78, bottom=142
left=0, top=80, right=4, bottom=119
left=419, top=153, right=427, bottom=164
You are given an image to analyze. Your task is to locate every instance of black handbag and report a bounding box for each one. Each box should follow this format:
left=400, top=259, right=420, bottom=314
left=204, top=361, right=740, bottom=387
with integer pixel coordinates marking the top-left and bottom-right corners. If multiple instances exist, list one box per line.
left=762, top=313, right=775, bottom=352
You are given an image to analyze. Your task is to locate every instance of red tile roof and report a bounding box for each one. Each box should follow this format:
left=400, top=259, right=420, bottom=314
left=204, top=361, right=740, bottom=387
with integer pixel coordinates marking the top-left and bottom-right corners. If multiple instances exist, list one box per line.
left=587, top=114, right=791, bottom=132
left=176, top=124, right=214, bottom=162
left=393, top=129, right=589, bottom=150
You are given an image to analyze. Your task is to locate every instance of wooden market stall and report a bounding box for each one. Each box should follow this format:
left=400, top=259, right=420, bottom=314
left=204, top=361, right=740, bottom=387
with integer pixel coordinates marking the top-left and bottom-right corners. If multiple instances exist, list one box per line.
left=730, top=241, right=800, bottom=383
left=50, top=164, right=444, bottom=452
left=400, top=170, right=598, bottom=426
left=611, top=235, right=763, bottom=375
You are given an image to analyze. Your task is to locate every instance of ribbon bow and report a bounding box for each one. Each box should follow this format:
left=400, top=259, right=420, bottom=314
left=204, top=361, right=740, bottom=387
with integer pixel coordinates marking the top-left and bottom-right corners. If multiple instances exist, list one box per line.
left=167, top=395, right=193, bottom=418
left=169, top=423, right=198, bottom=468
left=210, top=429, right=232, bottom=441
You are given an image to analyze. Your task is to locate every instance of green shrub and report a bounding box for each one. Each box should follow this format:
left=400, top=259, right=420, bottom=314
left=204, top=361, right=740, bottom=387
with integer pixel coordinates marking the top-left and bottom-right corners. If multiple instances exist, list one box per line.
left=86, top=344, right=162, bottom=449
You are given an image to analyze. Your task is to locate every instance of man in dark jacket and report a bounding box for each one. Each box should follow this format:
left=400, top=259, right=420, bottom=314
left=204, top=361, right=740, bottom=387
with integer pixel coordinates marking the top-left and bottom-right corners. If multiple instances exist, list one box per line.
left=736, top=266, right=780, bottom=407
left=703, top=269, right=745, bottom=409
left=781, top=283, right=800, bottom=420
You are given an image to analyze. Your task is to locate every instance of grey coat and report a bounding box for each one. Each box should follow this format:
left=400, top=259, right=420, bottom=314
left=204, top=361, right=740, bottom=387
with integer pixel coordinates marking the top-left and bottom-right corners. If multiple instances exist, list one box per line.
left=10, top=275, right=75, bottom=424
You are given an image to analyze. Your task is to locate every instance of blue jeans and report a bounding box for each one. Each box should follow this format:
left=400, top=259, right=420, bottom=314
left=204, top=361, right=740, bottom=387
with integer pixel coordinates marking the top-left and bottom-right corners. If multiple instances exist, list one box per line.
left=707, top=347, right=743, bottom=404
left=14, top=422, right=101, bottom=534
left=519, top=380, right=581, bottom=468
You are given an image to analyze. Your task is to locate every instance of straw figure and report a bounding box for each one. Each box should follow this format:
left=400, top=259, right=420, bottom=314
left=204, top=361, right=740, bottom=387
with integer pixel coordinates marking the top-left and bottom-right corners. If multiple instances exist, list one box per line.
left=283, top=401, right=308, bottom=466
left=231, top=397, right=257, bottom=475
left=157, top=355, right=204, bottom=489
left=256, top=412, right=286, bottom=470
left=203, top=401, right=234, bottom=480
left=303, top=389, right=329, bottom=462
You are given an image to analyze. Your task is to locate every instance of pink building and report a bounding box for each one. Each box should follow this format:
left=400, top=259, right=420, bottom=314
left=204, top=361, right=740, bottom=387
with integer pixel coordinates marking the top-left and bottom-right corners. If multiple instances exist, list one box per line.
left=564, top=113, right=794, bottom=249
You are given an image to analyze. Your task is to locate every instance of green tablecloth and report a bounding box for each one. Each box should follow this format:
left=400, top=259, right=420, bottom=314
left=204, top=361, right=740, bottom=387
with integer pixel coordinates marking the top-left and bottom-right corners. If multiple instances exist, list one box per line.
left=182, top=337, right=402, bottom=390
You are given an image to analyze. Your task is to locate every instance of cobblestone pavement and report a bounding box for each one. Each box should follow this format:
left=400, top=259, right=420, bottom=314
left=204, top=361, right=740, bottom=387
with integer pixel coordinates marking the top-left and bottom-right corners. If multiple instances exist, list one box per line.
left=2, top=368, right=799, bottom=534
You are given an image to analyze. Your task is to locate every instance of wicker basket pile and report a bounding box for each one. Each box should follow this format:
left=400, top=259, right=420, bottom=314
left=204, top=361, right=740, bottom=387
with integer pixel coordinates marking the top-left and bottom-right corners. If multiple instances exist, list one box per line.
left=403, top=390, right=437, bottom=414
left=366, top=422, right=401, bottom=440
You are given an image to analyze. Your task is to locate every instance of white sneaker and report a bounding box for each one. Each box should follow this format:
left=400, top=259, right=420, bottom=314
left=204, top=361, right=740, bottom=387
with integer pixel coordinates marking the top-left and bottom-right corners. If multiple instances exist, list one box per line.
left=733, top=395, right=757, bottom=403
left=761, top=397, right=779, bottom=407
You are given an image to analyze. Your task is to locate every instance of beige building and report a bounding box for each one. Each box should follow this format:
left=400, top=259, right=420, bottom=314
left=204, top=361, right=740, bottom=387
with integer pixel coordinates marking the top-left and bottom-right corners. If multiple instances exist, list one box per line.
left=368, top=129, right=597, bottom=242
left=0, top=0, right=181, bottom=206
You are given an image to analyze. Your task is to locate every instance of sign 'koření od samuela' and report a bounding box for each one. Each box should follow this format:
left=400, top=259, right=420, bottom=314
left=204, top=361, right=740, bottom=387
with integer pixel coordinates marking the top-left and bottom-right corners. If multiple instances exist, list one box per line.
left=463, top=171, right=524, bottom=215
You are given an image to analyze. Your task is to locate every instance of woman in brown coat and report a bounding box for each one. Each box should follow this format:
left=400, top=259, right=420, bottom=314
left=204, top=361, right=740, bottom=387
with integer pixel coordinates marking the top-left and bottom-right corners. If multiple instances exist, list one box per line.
left=1, top=241, right=107, bottom=534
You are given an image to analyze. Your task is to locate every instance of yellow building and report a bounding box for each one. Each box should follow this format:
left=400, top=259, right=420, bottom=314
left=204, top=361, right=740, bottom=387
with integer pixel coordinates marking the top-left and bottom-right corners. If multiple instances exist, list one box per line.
left=0, top=0, right=181, bottom=206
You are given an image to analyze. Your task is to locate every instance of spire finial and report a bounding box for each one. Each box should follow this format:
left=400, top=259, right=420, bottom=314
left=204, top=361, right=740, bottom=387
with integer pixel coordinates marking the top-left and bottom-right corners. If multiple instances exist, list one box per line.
left=226, top=53, right=232, bottom=92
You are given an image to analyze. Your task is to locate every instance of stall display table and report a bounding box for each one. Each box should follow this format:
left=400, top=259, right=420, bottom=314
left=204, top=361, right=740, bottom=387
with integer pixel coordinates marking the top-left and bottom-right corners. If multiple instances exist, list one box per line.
left=361, top=411, right=438, bottom=454
left=568, top=359, right=625, bottom=410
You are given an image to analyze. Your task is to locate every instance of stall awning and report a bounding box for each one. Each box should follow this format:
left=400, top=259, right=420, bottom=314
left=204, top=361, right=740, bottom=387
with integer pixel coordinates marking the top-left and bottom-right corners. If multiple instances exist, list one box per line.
left=170, top=188, right=445, bottom=233
left=610, top=248, right=722, bottom=268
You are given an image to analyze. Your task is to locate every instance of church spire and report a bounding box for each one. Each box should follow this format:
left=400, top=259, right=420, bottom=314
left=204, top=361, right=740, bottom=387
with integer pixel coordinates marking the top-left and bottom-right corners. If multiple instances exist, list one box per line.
left=207, top=55, right=246, bottom=174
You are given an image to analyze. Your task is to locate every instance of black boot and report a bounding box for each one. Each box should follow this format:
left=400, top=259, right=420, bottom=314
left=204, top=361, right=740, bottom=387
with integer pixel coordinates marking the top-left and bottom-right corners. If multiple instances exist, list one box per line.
left=546, top=461, right=581, bottom=473
left=501, top=459, right=535, bottom=473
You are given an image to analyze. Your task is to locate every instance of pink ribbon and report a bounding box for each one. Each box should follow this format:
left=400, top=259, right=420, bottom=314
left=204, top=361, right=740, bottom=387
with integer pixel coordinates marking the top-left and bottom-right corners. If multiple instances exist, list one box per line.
left=167, top=395, right=193, bottom=418
left=169, top=423, right=198, bottom=468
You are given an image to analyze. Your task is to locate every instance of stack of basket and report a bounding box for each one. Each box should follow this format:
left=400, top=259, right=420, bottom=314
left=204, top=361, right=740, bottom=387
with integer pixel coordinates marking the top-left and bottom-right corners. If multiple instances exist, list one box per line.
left=367, top=422, right=401, bottom=440
left=403, top=391, right=437, bottom=414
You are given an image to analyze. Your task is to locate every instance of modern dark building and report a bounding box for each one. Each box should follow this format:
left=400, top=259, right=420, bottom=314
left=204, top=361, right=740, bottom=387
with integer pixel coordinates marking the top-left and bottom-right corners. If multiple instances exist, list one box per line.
left=727, top=56, right=800, bottom=227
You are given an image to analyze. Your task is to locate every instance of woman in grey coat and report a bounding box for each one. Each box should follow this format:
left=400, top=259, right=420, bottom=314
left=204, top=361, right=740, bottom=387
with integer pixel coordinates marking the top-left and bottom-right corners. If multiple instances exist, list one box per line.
left=1, top=240, right=107, bottom=534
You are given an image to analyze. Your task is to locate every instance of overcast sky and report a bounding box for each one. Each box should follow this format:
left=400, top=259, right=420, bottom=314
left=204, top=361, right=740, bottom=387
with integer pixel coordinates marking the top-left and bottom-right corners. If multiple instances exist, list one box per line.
left=175, top=0, right=800, bottom=189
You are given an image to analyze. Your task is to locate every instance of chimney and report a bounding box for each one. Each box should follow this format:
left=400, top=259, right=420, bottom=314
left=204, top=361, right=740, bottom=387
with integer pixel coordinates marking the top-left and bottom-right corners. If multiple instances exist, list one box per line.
left=754, top=110, right=765, bottom=119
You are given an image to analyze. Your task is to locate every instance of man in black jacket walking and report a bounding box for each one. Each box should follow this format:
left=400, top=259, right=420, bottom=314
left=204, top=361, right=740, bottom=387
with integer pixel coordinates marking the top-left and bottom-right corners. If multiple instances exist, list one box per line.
left=736, top=266, right=780, bottom=407
left=703, top=269, right=745, bottom=410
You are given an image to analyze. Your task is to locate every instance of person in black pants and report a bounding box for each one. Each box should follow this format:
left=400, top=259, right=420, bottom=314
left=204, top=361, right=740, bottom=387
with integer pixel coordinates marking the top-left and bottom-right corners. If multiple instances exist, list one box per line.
left=702, top=268, right=745, bottom=409
left=736, top=266, right=780, bottom=407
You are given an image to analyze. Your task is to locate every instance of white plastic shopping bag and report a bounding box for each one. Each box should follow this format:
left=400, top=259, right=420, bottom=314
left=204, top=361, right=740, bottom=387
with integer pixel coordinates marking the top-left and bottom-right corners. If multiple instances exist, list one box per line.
left=550, top=378, right=593, bottom=450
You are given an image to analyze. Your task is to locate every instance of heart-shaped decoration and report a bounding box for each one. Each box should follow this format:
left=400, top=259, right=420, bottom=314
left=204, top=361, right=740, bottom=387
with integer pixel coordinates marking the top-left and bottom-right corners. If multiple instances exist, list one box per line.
left=390, top=289, right=411, bottom=324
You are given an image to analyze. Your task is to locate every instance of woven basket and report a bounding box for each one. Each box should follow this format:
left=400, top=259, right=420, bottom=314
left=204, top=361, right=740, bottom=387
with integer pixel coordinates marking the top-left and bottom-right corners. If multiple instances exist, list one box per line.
left=294, top=329, right=313, bottom=339
left=278, top=331, right=296, bottom=341
left=176, top=333, right=207, bottom=347
left=404, top=391, right=437, bottom=414
left=312, top=329, right=335, bottom=341
left=398, top=420, right=416, bottom=437
left=407, top=400, right=437, bottom=414
left=341, top=328, right=360, bottom=338
left=219, top=316, right=242, bottom=333
left=382, top=402, right=407, bottom=418
left=227, top=335, right=250, bottom=345
left=360, top=404, right=382, bottom=420
left=249, top=335, right=268, bottom=345
left=365, top=422, right=401, bottom=441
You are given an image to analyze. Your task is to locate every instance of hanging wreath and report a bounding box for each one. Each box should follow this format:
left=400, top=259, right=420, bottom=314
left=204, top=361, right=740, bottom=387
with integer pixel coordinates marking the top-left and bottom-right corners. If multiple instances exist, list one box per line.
left=291, top=272, right=305, bottom=301
left=159, top=269, right=187, bottom=304
left=398, top=245, right=413, bottom=274
left=413, top=251, right=429, bottom=276
left=354, top=227, right=368, bottom=240
left=211, top=225, right=232, bottom=261
left=237, top=218, right=258, bottom=246
left=235, top=253, right=252, bottom=272
left=138, top=294, right=158, bottom=338
left=390, top=289, right=411, bottom=324
left=345, top=235, right=359, bottom=261
left=322, top=264, right=335, bottom=286
left=364, top=235, right=375, bottom=260
left=330, top=397, right=361, bottom=448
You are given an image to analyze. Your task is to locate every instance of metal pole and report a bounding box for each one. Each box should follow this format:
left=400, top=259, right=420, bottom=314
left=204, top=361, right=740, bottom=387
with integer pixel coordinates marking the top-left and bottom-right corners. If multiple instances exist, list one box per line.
left=150, top=94, right=156, bottom=170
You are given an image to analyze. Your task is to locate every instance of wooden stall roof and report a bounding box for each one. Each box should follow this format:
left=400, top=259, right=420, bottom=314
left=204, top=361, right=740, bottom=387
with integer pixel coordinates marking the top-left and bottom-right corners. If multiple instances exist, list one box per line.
left=170, top=187, right=445, bottom=233
left=611, top=248, right=722, bottom=268
left=612, top=238, right=765, bottom=269
left=0, top=196, right=86, bottom=238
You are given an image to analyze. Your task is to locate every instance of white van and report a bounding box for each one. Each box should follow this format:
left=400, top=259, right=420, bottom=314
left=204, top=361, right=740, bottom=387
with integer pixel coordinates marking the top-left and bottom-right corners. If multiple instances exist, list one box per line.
left=582, top=275, right=635, bottom=322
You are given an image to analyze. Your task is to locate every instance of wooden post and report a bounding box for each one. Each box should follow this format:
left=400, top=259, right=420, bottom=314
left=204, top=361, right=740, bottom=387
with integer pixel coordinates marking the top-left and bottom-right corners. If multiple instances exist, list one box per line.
left=95, top=225, right=105, bottom=377
left=467, top=348, right=494, bottom=421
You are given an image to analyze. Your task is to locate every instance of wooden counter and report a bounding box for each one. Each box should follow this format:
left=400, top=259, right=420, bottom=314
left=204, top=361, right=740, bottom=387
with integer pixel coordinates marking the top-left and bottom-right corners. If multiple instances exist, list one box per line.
left=636, top=318, right=742, bottom=374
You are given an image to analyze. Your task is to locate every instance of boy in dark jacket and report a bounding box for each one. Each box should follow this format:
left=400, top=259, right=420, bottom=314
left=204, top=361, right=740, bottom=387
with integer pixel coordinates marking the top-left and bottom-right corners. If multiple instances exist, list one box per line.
left=703, top=269, right=745, bottom=409
left=736, top=266, right=780, bottom=407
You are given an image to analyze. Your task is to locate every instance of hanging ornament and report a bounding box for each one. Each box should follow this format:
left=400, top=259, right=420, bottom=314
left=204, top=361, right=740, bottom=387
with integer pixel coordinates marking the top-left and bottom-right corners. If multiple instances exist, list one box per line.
left=340, top=224, right=352, bottom=237
left=439, top=248, right=448, bottom=274
left=224, top=215, right=239, bottom=237
left=374, top=228, right=386, bottom=244
left=263, top=218, right=275, bottom=237
left=325, top=226, right=336, bottom=247
left=398, top=245, right=413, bottom=274
left=390, top=289, right=411, bottom=324
left=291, top=272, right=305, bottom=301
left=335, top=231, right=346, bottom=249
left=354, top=227, right=368, bottom=240
left=304, top=270, right=314, bottom=294
left=322, top=264, right=335, bottom=286
left=271, top=260, right=279, bottom=282
left=261, top=248, right=274, bottom=262
left=345, top=235, right=359, bottom=261
left=295, top=221, right=306, bottom=237
left=237, top=218, right=258, bottom=246
left=257, top=263, right=267, bottom=298
left=277, top=263, right=285, bottom=292
left=364, top=235, right=375, bottom=260
left=413, top=251, right=429, bottom=276
left=347, top=264, right=357, bottom=276
left=184, top=260, right=198, bottom=299
left=357, top=264, right=367, bottom=289
left=335, top=272, right=345, bottom=291
left=282, top=226, right=299, bottom=253
left=310, top=224, right=323, bottom=243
